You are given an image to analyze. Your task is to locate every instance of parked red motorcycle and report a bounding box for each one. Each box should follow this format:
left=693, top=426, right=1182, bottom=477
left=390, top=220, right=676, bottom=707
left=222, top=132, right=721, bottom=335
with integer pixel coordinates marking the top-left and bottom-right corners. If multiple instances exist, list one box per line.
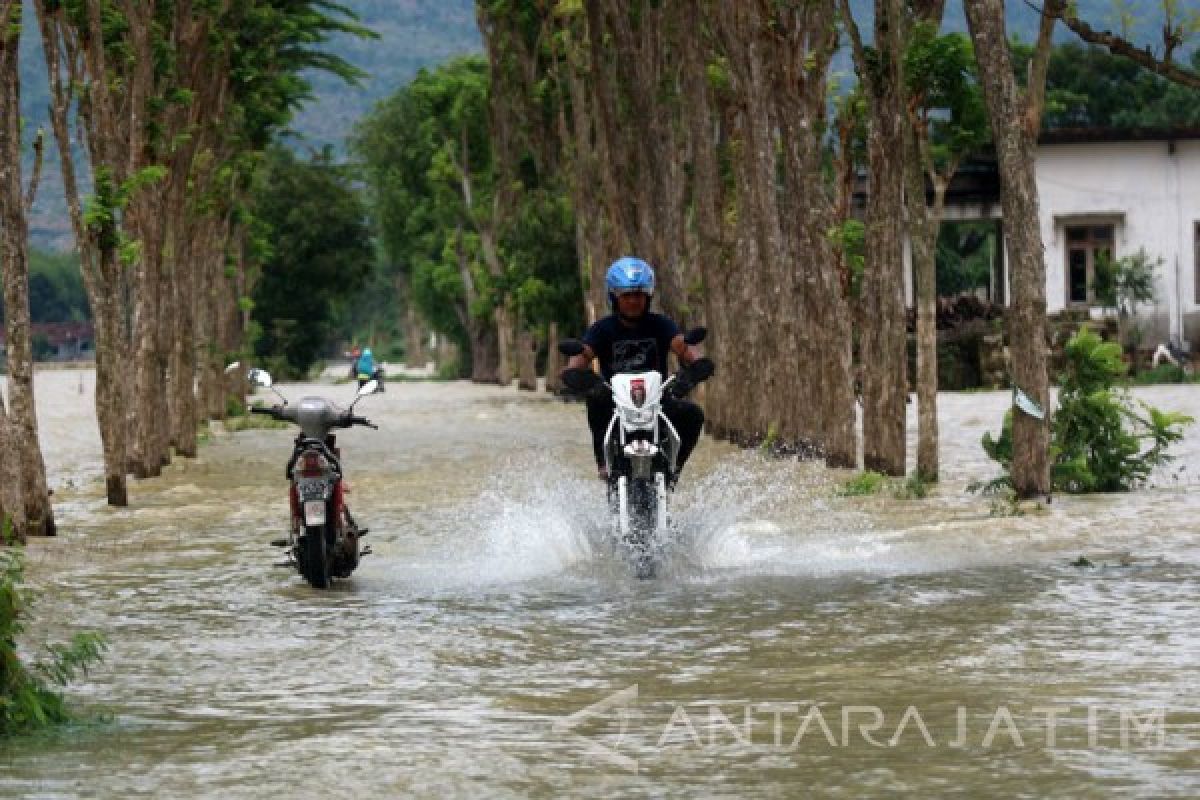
left=248, top=368, right=379, bottom=588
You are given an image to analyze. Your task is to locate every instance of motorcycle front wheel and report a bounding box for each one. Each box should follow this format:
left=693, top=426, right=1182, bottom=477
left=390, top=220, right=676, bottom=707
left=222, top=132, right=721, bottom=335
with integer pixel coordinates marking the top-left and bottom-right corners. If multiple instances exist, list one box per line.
left=626, top=478, right=659, bottom=579
left=301, top=524, right=331, bottom=588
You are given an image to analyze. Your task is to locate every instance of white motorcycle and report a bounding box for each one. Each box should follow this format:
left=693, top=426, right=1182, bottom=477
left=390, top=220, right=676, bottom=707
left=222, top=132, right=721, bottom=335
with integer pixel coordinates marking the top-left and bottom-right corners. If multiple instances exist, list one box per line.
left=560, top=328, right=713, bottom=578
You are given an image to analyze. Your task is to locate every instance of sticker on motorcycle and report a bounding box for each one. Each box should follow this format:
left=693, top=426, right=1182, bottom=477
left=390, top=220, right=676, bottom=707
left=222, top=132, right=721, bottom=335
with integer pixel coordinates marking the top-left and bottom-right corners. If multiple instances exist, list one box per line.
left=631, top=378, right=646, bottom=408
left=304, top=500, right=327, bottom=526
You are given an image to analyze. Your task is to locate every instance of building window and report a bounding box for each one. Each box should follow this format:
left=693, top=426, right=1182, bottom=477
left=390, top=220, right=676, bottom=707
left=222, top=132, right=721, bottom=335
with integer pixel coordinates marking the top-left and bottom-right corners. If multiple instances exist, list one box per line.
left=1065, top=224, right=1114, bottom=306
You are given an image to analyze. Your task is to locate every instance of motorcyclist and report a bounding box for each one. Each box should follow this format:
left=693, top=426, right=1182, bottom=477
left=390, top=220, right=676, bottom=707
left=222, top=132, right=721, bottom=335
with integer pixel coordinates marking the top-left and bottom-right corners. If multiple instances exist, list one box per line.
left=563, top=256, right=706, bottom=484
left=354, top=347, right=377, bottom=388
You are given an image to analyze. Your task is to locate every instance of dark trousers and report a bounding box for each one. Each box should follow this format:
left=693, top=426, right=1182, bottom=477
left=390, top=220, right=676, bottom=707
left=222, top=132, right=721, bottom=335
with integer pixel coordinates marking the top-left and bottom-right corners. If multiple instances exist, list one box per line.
left=586, top=393, right=705, bottom=473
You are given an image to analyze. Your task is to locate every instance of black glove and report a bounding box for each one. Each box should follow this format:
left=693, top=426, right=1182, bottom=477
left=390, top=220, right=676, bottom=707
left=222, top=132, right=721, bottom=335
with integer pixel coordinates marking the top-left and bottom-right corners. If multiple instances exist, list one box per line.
left=562, top=367, right=603, bottom=396
left=669, top=374, right=695, bottom=398
left=669, top=358, right=715, bottom=398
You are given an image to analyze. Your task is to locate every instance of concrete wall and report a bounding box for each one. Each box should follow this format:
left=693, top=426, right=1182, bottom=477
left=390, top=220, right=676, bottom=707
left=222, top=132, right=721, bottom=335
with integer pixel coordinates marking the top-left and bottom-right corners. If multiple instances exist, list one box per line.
left=1035, top=139, right=1200, bottom=345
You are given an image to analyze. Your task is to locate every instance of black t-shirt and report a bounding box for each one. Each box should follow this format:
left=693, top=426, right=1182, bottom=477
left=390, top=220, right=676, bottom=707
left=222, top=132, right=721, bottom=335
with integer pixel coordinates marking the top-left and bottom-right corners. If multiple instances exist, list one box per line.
left=582, top=313, right=681, bottom=380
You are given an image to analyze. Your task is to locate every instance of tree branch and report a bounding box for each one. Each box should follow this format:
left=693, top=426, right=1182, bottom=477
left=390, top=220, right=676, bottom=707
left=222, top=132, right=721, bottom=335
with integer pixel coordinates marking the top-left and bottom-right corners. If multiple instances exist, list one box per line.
left=24, top=129, right=43, bottom=213
left=837, top=0, right=874, bottom=97
left=1023, top=0, right=1059, bottom=135
left=1052, top=5, right=1200, bottom=90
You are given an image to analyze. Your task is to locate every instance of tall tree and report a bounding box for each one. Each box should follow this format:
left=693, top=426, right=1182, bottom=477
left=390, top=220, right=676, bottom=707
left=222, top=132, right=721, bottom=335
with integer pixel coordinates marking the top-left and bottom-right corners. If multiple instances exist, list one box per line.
left=250, top=148, right=373, bottom=377
left=36, top=0, right=136, bottom=505
left=1, top=1, right=53, bottom=536
left=964, top=0, right=1058, bottom=496
left=478, top=0, right=856, bottom=465
left=841, top=0, right=910, bottom=476
left=903, top=24, right=989, bottom=481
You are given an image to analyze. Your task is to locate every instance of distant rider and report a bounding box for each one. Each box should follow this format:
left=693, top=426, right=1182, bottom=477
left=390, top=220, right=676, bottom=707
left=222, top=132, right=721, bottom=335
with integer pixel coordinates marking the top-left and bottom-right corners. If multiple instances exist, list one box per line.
left=563, top=257, right=706, bottom=484
left=354, top=347, right=377, bottom=389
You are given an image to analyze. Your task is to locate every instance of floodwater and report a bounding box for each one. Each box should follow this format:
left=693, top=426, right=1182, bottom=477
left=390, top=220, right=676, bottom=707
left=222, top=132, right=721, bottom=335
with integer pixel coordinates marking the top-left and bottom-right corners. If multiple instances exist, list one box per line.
left=2, top=369, right=1199, bottom=798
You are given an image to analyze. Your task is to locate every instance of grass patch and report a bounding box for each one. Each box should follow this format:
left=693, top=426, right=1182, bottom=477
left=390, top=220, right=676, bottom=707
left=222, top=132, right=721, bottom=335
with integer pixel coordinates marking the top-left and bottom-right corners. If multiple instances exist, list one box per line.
left=838, top=470, right=889, bottom=497
left=1125, top=363, right=1198, bottom=385
left=894, top=473, right=931, bottom=499
left=222, top=412, right=290, bottom=432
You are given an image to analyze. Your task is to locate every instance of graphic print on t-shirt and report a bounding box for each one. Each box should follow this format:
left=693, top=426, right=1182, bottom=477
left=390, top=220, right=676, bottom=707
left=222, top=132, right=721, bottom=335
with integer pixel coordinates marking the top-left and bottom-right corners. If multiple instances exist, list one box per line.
left=612, top=338, right=657, bottom=374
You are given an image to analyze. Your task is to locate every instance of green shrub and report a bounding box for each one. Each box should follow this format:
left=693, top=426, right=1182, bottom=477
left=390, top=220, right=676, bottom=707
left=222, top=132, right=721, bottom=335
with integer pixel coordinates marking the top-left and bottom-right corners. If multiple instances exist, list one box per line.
left=225, top=395, right=246, bottom=418
left=1128, top=363, right=1192, bottom=385
left=435, top=357, right=463, bottom=381
left=1, top=544, right=106, bottom=737
left=978, top=328, right=1193, bottom=493
left=894, top=473, right=931, bottom=499
left=838, top=470, right=888, bottom=496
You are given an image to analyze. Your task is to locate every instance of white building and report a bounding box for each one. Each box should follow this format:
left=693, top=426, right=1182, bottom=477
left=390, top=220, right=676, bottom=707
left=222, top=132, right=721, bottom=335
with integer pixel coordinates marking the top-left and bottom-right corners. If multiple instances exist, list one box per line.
left=911, top=128, right=1200, bottom=348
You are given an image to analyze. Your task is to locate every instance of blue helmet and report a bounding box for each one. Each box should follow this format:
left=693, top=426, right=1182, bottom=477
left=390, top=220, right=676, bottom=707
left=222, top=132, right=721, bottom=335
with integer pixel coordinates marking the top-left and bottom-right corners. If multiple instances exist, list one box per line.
left=605, top=257, right=656, bottom=311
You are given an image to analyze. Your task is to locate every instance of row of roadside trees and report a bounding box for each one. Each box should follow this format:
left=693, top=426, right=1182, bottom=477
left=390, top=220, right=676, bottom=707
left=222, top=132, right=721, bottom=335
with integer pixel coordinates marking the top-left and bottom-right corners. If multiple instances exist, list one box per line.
left=0, top=0, right=374, bottom=537
left=420, top=0, right=1198, bottom=496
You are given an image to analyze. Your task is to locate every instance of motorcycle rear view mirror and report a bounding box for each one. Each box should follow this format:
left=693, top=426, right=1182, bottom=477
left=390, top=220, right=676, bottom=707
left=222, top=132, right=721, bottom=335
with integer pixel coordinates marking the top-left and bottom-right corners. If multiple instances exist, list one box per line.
left=248, top=368, right=274, bottom=388
left=224, top=361, right=241, bottom=374
left=558, top=339, right=585, bottom=357
left=357, top=379, right=379, bottom=398
left=683, top=327, right=707, bottom=346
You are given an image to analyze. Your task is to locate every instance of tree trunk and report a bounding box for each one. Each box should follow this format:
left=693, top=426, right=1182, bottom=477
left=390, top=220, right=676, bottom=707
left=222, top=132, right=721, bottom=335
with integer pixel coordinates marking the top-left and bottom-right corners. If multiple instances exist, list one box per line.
left=478, top=227, right=514, bottom=385
left=544, top=322, right=563, bottom=393
left=36, top=1, right=131, bottom=506
left=907, top=147, right=941, bottom=481
left=846, top=0, right=909, bottom=476
left=169, top=222, right=199, bottom=458
left=0, top=404, right=25, bottom=543
left=397, top=273, right=428, bottom=367
left=129, top=241, right=165, bottom=478
left=770, top=0, right=856, bottom=467
left=516, top=329, right=538, bottom=391
left=965, top=0, right=1052, bottom=496
left=456, top=226, right=499, bottom=383
left=1, top=2, right=55, bottom=535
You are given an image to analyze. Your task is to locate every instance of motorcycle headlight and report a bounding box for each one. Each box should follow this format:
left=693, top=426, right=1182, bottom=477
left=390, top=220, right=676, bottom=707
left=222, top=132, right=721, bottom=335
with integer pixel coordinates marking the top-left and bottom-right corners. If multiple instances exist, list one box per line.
left=621, top=407, right=656, bottom=427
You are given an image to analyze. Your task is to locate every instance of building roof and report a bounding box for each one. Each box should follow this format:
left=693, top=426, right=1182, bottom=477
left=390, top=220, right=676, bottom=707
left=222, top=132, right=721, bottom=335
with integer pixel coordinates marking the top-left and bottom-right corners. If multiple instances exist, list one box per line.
left=1038, top=126, right=1200, bottom=145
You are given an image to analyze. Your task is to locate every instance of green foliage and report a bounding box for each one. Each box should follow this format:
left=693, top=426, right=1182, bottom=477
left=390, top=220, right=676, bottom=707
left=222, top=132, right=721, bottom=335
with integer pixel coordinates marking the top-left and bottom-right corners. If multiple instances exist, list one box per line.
left=0, top=250, right=88, bottom=325
left=250, top=147, right=374, bottom=378
left=436, top=356, right=465, bottom=380
left=352, top=56, right=581, bottom=370
left=979, top=328, right=1193, bottom=494
left=1, top=547, right=106, bottom=737
left=936, top=220, right=996, bottom=296
left=223, top=413, right=289, bottom=432
left=1091, top=248, right=1159, bottom=314
left=1037, top=43, right=1200, bottom=130
left=828, top=219, right=866, bottom=298
left=895, top=473, right=931, bottom=499
left=904, top=27, right=989, bottom=170
left=1127, top=363, right=1198, bottom=385
left=838, top=470, right=889, bottom=497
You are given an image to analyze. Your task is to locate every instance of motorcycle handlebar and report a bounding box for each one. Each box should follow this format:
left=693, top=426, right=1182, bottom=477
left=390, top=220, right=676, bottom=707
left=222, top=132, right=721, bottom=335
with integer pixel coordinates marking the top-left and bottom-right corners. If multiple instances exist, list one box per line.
left=250, top=406, right=279, bottom=417
left=343, top=414, right=377, bottom=429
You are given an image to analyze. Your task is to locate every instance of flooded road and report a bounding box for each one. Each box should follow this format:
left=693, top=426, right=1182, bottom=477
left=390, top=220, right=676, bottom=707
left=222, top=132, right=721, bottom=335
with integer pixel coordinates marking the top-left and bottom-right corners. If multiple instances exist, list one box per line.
left=3, top=370, right=1200, bottom=797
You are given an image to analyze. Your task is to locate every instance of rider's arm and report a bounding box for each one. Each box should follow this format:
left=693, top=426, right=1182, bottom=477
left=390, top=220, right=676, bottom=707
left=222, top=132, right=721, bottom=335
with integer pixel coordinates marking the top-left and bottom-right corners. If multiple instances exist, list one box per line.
left=670, top=334, right=699, bottom=367
left=564, top=345, right=596, bottom=373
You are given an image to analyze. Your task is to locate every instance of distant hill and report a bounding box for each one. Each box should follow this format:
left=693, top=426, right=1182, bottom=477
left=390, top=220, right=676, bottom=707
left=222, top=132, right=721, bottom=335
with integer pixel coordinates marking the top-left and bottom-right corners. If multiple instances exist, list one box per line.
left=290, top=0, right=482, bottom=151
left=17, top=0, right=483, bottom=250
